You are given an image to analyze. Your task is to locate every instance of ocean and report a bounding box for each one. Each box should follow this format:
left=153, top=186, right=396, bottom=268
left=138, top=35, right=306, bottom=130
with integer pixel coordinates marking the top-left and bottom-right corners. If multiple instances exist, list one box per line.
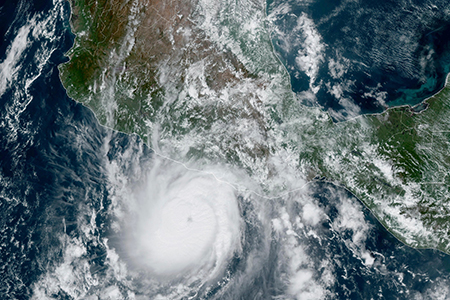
left=1, top=0, right=450, bottom=299
left=268, top=0, right=450, bottom=120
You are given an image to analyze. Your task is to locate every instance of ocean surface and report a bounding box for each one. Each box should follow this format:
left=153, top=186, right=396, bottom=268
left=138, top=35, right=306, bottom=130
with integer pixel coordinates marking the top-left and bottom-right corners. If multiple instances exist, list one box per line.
left=268, top=0, right=450, bottom=120
left=1, top=0, right=450, bottom=299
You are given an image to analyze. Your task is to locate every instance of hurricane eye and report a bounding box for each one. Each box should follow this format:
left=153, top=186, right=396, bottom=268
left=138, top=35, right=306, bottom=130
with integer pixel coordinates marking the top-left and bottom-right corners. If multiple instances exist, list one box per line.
left=125, top=169, right=242, bottom=280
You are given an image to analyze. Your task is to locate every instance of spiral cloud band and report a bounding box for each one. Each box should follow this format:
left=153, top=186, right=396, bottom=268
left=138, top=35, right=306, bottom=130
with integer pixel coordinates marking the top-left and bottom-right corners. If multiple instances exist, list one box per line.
left=126, top=161, right=242, bottom=278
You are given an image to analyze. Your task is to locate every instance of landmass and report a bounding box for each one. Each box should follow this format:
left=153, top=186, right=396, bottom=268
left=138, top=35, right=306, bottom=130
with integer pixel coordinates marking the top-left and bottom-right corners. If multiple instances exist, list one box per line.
left=302, top=78, right=450, bottom=251
left=60, top=0, right=450, bottom=253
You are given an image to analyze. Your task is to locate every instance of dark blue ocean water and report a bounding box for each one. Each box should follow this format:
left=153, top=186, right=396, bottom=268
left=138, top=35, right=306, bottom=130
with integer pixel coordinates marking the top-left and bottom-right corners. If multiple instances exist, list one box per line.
left=1, top=0, right=450, bottom=299
left=268, top=0, right=450, bottom=120
left=0, top=0, right=109, bottom=297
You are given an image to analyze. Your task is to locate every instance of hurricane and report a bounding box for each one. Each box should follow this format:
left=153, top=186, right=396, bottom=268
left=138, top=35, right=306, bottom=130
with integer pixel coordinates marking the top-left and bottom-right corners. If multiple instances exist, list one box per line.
left=3, top=0, right=450, bottom=299
left=121, top=158, right=242, bottom=279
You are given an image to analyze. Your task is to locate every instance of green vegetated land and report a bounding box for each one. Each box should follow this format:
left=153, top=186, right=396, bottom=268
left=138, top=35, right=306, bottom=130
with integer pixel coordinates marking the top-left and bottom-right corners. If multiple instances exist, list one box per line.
left=61, top=0, right=171, bottom=139
left=294, top=78, right=450, bottom=251
left=369, top=82, right=450, bottom=249
left=334, top=81, right=450, bottom=251
left=61, top=0, right=450, bottom=253
left=60, top=0, right=278, bottom=144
